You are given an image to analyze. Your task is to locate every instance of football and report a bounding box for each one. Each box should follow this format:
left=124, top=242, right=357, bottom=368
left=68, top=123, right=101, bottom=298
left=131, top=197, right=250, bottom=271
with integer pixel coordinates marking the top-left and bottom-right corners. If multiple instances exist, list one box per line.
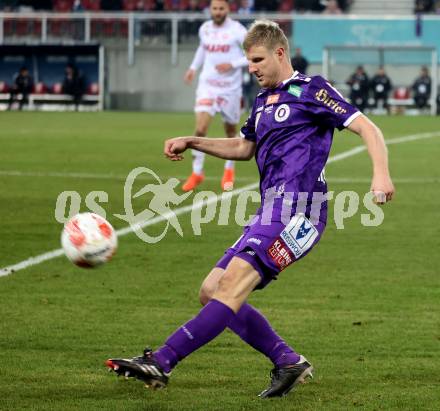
left=61, top=212, right=117, bottom=268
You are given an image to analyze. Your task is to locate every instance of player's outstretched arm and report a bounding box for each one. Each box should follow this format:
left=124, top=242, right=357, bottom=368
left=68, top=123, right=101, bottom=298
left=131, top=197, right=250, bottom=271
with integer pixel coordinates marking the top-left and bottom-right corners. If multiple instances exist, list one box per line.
left=347, top=114, right=395, bottom=204
left=164, top=136, right=255, bottom=161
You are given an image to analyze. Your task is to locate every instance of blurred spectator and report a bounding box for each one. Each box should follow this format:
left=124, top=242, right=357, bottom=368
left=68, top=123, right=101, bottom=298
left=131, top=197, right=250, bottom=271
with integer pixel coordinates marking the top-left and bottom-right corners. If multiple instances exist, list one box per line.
left=0, top=0, right=19, bottom=11
left=254, top=0, right=280, bottom=11
left=346, top=65, right=369, bottom=112
left=101, top=0, right=123, bottom=10
left=414, top=0, right=434, bottom=13
left=72, top=0, right=85, bottom=11
left=8, top=66, right=33, bottom=110
left=435, top=0, right=440, bottom=13
left=412, top=66, right=431, bottom=108
left=370, top=66, right=392, bottom=110
left=238, top=0, right=253, bottom=15
left=62, top=64, right=85, bottom=110
left=290, top=48, right=309, bottom=74
left=323, top=0, right=342, bottom=14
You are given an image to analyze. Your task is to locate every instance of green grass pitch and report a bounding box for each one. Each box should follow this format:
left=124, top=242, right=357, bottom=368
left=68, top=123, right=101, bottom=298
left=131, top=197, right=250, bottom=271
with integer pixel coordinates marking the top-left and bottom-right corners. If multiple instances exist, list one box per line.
left=0, top=112, right=439, bottom=411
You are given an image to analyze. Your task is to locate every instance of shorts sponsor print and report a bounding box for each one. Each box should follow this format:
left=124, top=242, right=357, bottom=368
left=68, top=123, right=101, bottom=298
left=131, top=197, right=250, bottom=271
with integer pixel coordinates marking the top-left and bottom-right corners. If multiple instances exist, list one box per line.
left=195, top=85, right=242, bottom=124
left=216, top=213, right=326, bottom=289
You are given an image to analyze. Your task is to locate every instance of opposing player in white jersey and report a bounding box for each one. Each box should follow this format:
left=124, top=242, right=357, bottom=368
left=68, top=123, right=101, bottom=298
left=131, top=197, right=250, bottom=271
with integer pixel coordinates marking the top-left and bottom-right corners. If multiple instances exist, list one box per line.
left=182, top=0, right=248, bottom=192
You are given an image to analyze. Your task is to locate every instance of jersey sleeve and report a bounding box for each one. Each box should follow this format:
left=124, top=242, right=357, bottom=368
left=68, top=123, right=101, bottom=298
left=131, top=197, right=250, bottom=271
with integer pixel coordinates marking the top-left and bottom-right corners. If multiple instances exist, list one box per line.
left=305, top=76, right=361, bottom=130
left=231, top=23, right=248, bottom=69
left=190, top=44, right=205, bottom=71
left=189, top=25, right=206, bottom=71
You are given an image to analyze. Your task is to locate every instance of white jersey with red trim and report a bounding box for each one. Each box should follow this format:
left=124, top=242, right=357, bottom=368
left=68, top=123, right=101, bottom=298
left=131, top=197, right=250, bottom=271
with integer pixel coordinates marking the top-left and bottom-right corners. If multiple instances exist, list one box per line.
left=190, top=17, right=248, bottom=94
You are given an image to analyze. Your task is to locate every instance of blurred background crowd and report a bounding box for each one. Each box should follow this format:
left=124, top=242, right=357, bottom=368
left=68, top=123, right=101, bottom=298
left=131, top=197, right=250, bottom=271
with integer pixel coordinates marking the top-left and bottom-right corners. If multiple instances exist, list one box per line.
left=0, top=0, right=353, bottom=14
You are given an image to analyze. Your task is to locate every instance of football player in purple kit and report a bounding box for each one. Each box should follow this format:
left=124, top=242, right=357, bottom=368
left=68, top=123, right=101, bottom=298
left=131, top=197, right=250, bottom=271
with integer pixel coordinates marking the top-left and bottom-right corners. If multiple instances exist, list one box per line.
left=106, top=20, right=395, bottom=398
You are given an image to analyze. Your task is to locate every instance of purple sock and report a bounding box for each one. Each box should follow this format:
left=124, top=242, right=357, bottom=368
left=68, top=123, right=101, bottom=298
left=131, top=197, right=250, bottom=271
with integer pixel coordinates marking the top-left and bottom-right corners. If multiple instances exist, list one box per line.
left=154, top=299, right=235, bottom=373
left=228, top=303, right=300, bottom=367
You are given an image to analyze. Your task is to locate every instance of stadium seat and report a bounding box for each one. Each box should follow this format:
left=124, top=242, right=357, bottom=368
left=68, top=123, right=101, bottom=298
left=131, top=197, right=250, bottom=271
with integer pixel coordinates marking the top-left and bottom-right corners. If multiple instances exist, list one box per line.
left=0, top=81, right=9, bottom=93
left=15, top=19, right=31, bottom=36
left=135, top=0, right=155, bottom=10
left=53, top=0, right=75, bottom=12
left=3, top=18, right=14, bottom=37
left=31, top=19, right=43, bottom=37
left=52, top=82, right=63, bottom=94
left=123, top=0, right=138, bottom=10
left=83, top=0, right=101, bottom=10
left=88, top=82, right=99, bottom=95
left=33, top=82, right=47, bottom=94
left=164, top=0, right=178, bottom=11
left=393, top=87, right=410, bottom=100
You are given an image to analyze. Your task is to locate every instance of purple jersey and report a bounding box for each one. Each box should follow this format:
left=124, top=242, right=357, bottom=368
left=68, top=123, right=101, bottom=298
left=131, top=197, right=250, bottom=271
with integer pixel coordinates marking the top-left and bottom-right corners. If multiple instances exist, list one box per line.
left=217, top=73, right=360, bottom=289
left=241, top=72, right=360, bottom=208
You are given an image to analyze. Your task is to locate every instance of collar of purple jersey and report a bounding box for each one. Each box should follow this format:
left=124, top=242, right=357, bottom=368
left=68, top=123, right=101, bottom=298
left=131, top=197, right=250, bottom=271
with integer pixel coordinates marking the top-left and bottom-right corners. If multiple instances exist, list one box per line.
left=257, top=71, right=300, bottom=97
left=281, top=71, right=299, bottom=86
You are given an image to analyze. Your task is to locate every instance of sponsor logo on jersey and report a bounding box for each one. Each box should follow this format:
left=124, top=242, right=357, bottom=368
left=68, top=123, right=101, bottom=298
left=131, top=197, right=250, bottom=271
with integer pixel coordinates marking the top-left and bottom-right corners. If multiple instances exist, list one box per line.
left=266, top=94, right=280, bottom=105
left=204, top=44, right=231, bottom=53
left=247, top=237, right=262, bottom=246
left=264, top=105, right=274, bottom=114
left=315, top=88, right=348, bottom=114
left=274, top=104, right=290, bottom=122
left=268, top=239, right=293, bottom=270
left=280, top=214, right=318, bottom=258
left=288, top=85, right=303, bottom=98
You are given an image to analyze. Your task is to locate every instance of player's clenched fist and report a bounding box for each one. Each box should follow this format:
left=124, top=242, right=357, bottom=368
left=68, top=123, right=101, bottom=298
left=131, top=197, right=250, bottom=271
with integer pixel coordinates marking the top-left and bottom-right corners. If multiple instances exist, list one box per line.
left=371, top=174, right=395, bottom=204
left=164, top=137, right=189, bottom=161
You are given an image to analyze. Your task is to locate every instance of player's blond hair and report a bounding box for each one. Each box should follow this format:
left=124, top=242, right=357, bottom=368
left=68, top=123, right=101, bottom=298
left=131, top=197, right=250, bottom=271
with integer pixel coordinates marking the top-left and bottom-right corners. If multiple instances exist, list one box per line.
left=243, top=20, right=290, bottom=55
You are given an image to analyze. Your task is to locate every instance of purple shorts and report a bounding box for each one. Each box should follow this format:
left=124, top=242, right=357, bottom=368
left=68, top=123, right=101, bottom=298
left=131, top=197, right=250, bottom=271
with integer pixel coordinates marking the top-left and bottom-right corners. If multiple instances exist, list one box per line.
left=216, top=212, right=326, bottom=289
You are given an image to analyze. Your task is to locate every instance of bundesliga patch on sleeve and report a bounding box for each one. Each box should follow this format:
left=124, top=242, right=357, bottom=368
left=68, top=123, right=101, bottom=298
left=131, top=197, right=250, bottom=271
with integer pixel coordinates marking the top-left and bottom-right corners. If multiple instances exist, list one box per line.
left=288, top=85, right=303, bottom=98
left=280, top=214, right=319, bottom=259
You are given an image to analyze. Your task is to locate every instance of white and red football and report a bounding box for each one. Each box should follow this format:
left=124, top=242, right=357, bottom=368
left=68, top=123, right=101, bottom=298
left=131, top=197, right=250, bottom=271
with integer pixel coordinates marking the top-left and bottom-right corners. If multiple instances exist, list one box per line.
left=61, top=212, right=117, bottom=268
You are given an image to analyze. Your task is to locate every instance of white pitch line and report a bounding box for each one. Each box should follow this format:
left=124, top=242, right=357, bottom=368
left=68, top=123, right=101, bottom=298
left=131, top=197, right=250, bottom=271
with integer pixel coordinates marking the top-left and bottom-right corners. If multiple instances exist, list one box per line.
left=1, top=131, right=438, bottom=182
left=1, top=130, right=440, bottom=277
left=0, top=170, right=257, bottom=182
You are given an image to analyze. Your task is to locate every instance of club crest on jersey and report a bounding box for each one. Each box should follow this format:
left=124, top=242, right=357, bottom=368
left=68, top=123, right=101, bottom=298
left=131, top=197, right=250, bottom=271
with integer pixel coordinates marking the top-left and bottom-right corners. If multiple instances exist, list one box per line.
left=274, top=104, right=290, bottom=122
left=266, top=94, right=280, bottom=105
left=280, top=214, right=318, bottom=258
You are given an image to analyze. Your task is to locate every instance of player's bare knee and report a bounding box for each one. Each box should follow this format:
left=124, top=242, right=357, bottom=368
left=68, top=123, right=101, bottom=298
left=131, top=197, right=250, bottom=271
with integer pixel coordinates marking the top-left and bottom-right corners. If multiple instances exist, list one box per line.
left=215, top=269, right=243, bottom=299
left=198, top=284, right=213, bottom=306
